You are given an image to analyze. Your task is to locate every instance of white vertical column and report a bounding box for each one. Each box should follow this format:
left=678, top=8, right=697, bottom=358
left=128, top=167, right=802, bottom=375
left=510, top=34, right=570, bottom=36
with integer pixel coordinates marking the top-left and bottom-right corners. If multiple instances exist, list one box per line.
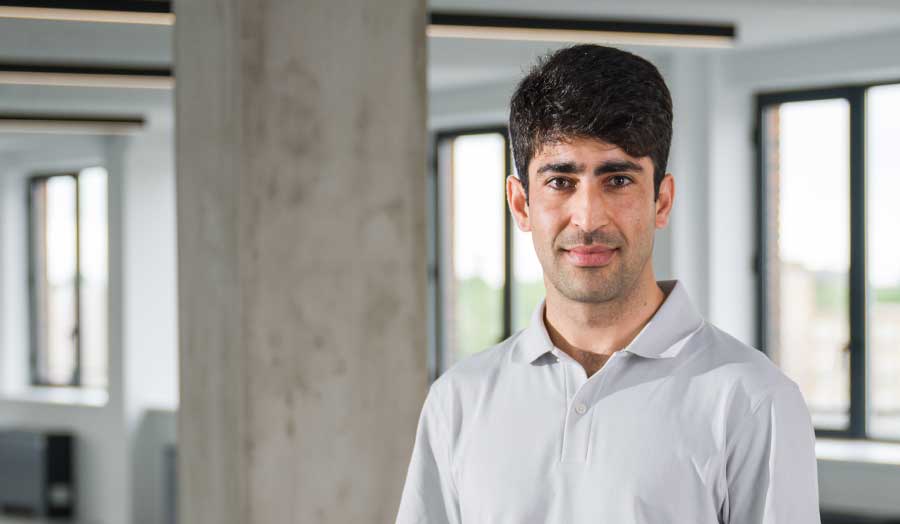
left=660, top=52, right=712, bottom=317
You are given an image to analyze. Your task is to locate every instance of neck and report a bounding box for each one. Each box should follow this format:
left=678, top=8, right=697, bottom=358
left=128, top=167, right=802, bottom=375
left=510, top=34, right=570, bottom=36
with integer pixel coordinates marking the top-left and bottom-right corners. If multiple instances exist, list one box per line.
left=543, top=267, right=666, bottom=357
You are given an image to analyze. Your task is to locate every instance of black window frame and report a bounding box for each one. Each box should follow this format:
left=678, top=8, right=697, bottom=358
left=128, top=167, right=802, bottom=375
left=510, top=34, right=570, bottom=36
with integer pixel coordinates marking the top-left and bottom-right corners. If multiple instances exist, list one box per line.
left=430, top=125, right=514, bottom=381
left=755, top=79, right=900, bottom=441
left=27, top=170, right=88, bottom=388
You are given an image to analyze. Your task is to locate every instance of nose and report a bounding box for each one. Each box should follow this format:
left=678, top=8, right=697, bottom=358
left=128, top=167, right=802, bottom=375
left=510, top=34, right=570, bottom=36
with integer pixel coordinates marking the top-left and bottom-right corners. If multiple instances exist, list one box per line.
left=568, top=180, right=611, bottom=233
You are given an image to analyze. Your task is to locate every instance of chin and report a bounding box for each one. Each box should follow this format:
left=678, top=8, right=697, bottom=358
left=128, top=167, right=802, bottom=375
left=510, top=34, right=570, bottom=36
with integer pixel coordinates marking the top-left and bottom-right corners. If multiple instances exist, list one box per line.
left=555, top=281, right=622, bottom=304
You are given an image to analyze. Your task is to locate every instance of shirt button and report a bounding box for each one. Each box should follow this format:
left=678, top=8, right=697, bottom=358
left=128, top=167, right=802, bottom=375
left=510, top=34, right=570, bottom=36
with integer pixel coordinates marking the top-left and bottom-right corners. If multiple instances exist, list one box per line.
left=574, top=403, right=587, bottom=415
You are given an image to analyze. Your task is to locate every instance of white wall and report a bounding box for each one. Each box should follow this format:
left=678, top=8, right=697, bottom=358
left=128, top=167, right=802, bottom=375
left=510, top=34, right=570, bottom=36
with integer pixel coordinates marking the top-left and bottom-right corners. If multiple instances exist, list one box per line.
left=0, top=136, right=131, bottom=524
left=0, top=119, right=178, bottom=524
left=660, top=52, right=714, bottom=317
left=121, top=121, right=179, bottom=524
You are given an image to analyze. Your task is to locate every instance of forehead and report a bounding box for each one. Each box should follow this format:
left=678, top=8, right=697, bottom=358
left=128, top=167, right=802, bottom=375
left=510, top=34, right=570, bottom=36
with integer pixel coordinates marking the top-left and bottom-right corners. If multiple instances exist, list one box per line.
left=532, top=136, right=644, bottom=163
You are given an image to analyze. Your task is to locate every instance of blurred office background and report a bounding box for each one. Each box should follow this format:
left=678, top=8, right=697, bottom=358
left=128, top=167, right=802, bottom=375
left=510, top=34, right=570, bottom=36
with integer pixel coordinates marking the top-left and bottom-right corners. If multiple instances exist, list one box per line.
left=0, top=0, right=898, bottom=522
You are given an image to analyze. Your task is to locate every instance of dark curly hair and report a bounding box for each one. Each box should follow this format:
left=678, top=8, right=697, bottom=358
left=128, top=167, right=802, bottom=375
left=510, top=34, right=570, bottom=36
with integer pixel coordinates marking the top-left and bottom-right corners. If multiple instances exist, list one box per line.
left=509, top=44, right=673, bottom=203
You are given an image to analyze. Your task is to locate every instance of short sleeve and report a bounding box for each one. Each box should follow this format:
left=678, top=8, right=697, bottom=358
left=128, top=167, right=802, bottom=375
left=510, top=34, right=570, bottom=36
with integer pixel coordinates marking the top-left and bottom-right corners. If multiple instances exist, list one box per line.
left=395, top=382, right=460, bottom=524
left=721, top=383, right=821, bottom=524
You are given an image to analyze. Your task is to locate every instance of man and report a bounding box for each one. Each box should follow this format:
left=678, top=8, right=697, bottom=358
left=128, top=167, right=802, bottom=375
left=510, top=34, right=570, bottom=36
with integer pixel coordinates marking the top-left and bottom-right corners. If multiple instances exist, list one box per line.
left=396, top=45, right=820, bottom=523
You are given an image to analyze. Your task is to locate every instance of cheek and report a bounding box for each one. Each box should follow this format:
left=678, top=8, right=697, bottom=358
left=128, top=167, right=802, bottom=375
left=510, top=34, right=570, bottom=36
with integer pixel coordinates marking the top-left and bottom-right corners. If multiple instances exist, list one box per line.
left=527, top=211, right=563, bottom=255
left=615, top=201, right=656, bottom=241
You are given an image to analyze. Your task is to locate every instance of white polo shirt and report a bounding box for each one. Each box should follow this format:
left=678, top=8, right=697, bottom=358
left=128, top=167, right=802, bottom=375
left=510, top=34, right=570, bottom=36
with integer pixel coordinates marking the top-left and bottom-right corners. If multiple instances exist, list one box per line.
left=396, top=279, right=820, bottom=523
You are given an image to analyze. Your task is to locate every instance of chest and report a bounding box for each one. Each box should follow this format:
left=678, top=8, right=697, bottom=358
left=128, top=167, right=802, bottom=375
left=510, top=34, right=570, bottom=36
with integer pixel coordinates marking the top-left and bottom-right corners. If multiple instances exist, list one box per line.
left=451, top=361, right=727, bottom=523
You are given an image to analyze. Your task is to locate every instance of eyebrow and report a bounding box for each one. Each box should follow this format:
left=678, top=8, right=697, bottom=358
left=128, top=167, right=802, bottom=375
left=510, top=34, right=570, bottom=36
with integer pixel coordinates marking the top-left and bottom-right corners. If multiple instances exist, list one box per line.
left=535, top=159, right=644, bottom=177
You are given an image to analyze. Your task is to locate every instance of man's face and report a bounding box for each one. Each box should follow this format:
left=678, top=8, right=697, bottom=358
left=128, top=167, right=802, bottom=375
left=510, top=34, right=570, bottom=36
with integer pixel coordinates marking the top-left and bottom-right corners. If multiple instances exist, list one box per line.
left=506, top=136, right=674, bottom=304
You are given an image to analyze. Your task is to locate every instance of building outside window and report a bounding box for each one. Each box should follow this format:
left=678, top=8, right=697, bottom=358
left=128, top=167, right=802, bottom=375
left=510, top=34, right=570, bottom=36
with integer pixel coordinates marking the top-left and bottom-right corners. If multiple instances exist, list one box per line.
left=28, top=167, right=108, bottom=389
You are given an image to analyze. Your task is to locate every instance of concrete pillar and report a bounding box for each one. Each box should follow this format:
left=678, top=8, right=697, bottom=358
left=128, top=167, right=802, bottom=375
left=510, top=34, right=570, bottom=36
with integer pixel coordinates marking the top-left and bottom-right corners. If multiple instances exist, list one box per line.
left=174, top=1, right=428, bottom=522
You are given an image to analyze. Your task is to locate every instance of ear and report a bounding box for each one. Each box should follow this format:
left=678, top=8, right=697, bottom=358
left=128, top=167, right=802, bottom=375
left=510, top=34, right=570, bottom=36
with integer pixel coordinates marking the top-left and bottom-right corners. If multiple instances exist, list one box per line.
left=655, top=173, right=675, bottom=229
left=506, top=174, right=531, bottom=232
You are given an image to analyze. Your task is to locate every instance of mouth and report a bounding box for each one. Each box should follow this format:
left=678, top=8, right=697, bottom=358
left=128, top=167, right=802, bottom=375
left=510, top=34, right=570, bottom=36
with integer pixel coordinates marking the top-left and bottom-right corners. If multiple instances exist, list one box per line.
left=563, top=246, right=618, bottom=267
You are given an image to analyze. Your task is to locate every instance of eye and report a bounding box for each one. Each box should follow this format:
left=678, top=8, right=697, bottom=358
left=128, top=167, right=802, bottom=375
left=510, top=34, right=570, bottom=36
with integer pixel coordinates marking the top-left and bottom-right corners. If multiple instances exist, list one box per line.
left=609, top=175, right=633, bottom=188
left=547, top=177, right=574, bottom=190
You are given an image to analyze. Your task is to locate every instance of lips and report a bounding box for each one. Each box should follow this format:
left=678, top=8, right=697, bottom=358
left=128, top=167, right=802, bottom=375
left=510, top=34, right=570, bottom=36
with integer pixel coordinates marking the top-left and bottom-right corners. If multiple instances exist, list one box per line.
left=564, top=246, right=617, bottom=267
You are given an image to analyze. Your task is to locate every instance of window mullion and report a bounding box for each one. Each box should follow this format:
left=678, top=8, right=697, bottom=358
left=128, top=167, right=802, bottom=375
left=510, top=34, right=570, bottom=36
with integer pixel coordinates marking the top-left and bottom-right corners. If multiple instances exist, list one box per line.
left=73, top=174, right=82, bottom=387
left=848, top=87, right=868, bottom=438
left=502, top=131, right=513, bottom=341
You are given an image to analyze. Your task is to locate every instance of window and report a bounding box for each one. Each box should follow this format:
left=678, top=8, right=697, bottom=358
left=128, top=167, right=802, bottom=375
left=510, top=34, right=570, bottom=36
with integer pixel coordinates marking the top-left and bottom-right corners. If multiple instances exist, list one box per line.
left=28, top=167, right=108, bottom=388
left=866, top=84, right=900, bottom=440
left=432, top=127, right=544, bottom=377
left=756, top=82, right=900, bottom=440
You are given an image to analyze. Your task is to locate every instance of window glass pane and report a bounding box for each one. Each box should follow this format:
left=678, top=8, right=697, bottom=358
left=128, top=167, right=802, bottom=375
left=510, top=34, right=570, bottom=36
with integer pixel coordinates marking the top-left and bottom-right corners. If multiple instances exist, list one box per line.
left=512, top=203, right=544, bottom=332
left=764, top=99, right=851, bottom=430
left=867, top=84, right=900, bottom=439
left=32, top=176, right=78, bottom=385
left=445, top=133, right=506, bottom=364
left=78, top=167, right=108, bottom=389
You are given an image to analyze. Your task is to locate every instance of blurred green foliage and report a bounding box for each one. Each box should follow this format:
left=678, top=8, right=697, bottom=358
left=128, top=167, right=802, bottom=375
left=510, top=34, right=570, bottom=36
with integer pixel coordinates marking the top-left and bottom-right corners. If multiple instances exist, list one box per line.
left=456, top=277, right=503, bottom=357
left=814, top=274, right=900, bottom=310
left=455, top=277, right=545, bottom=358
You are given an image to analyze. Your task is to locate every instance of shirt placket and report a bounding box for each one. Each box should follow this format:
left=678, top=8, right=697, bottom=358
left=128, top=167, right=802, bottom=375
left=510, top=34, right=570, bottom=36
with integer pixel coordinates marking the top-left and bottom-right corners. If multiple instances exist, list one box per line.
left=558, top=350, right=625, bottom=465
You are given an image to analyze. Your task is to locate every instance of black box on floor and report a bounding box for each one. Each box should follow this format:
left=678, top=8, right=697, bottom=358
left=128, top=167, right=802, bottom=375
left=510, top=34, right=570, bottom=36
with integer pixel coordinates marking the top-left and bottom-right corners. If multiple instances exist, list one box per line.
left=0, top=430, right=75, bottom=519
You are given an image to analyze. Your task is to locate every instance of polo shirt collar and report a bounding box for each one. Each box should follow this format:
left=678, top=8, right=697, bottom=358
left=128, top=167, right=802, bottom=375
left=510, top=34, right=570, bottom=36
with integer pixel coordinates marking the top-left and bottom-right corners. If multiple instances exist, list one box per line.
left=514, top=279, right=704, bottom=364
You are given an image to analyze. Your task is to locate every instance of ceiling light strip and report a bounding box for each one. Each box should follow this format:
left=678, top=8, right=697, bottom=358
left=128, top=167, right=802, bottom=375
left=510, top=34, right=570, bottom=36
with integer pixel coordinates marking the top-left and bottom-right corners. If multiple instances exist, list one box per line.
left=0, top=113, right=145, bottom=134
left=0, top=6, right=172, bottom=24
left=428, top=12, right=735, bottom=48
left=426, top=25, right=732, bottom=48
left=0, top=1, right=171, bottom=24
left=0, top=64, right=173, bottom=89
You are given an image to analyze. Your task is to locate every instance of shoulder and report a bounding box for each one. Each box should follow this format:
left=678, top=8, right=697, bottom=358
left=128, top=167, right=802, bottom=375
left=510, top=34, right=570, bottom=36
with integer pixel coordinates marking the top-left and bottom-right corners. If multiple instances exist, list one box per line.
left=427, top=330, right=523, bottom=405
left=677, top=322, right=814, bottom=460
left=688, top=321, right=803, bottom=413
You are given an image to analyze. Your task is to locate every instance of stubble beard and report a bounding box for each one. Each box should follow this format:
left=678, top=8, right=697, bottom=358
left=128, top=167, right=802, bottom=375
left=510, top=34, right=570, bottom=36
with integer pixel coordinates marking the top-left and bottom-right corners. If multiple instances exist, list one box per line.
left=545, top=244, right=649, bottom=305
